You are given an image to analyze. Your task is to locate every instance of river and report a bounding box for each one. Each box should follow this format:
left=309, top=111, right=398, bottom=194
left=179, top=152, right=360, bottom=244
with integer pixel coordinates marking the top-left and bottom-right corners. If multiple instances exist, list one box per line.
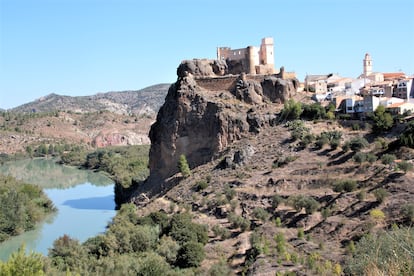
left=0, top=158, right=116, bottom=261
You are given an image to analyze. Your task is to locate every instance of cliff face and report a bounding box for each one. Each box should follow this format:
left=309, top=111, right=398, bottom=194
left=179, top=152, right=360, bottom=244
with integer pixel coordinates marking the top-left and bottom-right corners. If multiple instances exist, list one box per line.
left=139, top=60, right=298, bottom=197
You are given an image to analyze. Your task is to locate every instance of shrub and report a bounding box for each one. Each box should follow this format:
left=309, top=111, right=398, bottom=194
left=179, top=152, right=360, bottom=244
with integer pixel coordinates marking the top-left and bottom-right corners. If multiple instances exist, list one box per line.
left=48, top=235, right=87, bottom=271
left=288, top=195, right=320, bottom=214
left=195, top=180, right=208, bottom=191
left=370, top=209, right=385, bottom=221
left=212, top=225, right=231, bottom=240
left=0, top=245, right=45, bottom=276
left=321, top=208, right=331, bottom=219
left=349, top=137, right=369, bottom=152
left=274, top=233, right=286, bottom=254
left=136, top=251, right=171, bottom=275
left=315, top=135, right=329, bottom=149
left=176, top=241, right=205, bottom=268
left=207, top=260, right=232, bottom=276
left=224, top=185, right=236, bottom=201
left=156, top=236, right=180, bottom=264
left=397, top=160, right=413, bottom=173
left=280, top=99, right=303, bottom=121
left=178, top=154, right=191, bottom=177
left=330, top=138, right=341, bottom=150
left=399, top=121, right=414, bottom=148
left=357, top=190, right=366, bottom=201
left=352, top=152, right=366, bottom=164
left=366, top=153, right=378, bottom=163
left=344, top=227, right=414, bottom=275
left=373, top=188, right=388, bottom=203
left=381, top=154, right=396, bottom=166
left=400, top=204, right=414, bottom=222
left=297, top=227, right=305, bottom=239
left=301, top=103, right=326, bottom=120
left=228, top=213, right=250, bottom=231
left=271, top=195, right=284, bottom=209
left=169, top=213, right=208, bottom=246
left=333, top=179, right=357, bottom=193
left=253, top=207, right=269, bottom=222
left=274, top=217, right=282, bottom=227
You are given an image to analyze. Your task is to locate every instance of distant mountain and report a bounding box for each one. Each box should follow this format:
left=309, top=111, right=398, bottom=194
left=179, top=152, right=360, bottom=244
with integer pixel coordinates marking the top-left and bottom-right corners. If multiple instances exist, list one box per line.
left=11, top=83, right=171, bottom=116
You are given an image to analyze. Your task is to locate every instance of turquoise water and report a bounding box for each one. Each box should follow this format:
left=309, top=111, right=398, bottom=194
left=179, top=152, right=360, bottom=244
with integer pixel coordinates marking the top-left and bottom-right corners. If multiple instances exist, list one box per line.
left=0, top=159, right=116, bottom=261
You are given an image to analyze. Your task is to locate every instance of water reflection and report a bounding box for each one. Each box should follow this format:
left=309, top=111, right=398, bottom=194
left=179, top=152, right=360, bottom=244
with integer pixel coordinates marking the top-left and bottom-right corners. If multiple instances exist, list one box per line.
left=0, top=158, right=112, bottom=188
left=63, top=195, right=115, bottom=210
left=0, top=159, right=116, bottom=261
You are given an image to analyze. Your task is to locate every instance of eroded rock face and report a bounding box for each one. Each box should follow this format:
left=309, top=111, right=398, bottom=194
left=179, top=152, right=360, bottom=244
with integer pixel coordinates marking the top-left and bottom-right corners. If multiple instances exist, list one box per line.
left=148, top=74, right=248, bottom=184
left=135, top=61, right=299, bottom=198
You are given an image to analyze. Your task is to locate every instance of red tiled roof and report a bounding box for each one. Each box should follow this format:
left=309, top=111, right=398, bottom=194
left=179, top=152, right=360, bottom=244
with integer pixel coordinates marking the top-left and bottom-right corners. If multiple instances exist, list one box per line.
left=383, top=72, right=406, bottom=79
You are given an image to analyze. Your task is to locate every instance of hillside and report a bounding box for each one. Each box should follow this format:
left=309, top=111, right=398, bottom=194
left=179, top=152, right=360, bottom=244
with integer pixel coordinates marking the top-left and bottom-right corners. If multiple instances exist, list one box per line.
left=0, top=84, right=169, bottom=154
left=11, top=83, right=170, bottom=116
left=121, top=60, right=414, bottom=275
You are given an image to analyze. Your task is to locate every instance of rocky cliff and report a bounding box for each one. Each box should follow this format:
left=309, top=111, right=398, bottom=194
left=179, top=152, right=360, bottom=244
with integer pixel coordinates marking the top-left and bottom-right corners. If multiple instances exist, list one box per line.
left=133, top=60, right=298, bottom=198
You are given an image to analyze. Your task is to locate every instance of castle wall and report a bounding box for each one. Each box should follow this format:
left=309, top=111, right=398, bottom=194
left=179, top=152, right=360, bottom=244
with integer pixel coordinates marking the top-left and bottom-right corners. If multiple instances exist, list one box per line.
left=196, top=76, right=239, bottom=91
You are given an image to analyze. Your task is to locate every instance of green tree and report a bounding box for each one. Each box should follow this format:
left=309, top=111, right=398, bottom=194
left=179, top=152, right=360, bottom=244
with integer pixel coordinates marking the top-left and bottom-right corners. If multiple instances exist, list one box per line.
left=176, top=241, right=205, bottom=268
left=0, top=245, right=45, bottom=276
left=178, top=154, right=191, bottom=178
left=281, top=99, right=303, bottom=121
left=48, top=235, right=87, bottom=271
left=372, top=105, right=394, bottom=133
left=399, top=121, right=414, bottom=148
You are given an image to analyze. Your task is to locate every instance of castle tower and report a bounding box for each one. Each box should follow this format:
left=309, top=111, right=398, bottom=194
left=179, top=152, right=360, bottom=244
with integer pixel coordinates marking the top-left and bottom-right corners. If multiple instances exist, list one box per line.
left=363, top=53, right=372, bottom=77
left=260, top=37, right=274, bottom=66
left=247, top=46, right=257, bottom=75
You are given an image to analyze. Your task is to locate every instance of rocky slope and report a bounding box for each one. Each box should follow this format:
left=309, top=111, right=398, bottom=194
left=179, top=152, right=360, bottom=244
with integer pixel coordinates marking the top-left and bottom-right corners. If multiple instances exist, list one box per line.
left=133, top=60, right=298, bottom=196
left=124, top=60, right=414, bottom=274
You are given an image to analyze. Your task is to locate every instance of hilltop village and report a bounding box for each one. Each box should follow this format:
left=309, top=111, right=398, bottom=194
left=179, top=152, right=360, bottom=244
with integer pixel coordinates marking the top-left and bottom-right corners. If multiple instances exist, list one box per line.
left=207, top=37, right=414, bottom=117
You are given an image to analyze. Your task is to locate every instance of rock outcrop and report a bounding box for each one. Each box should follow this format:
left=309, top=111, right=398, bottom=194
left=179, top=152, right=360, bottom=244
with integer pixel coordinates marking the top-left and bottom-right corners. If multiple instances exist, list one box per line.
left=130, top=60, right=299, bottom=199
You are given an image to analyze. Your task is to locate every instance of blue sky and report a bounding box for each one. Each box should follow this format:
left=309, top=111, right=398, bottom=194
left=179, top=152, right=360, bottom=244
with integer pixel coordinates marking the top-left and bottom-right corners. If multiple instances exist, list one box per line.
left=1, top=0, right=413, bottom=109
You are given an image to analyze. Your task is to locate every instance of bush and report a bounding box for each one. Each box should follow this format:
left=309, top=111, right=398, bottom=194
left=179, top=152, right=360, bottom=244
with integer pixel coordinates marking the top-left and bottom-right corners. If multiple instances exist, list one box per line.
left=397, top=160, right=413, bottom=173
left=156, top=236, right=180, bottom=264
left=370, top=209, right=385, bottom=221
left=341, top=180, right=357, bottom=192
left=301, top=103, right=326, bottom=120
left=212, top=225, right=231, bottom=240
left=178, top=155, right=191, bottom=178
left=349, top=137, right=369, bottom=152
left=228, top=213, right=250, bottom=231
left=297, top=228, right=305, bottom=239
left=352, top=152, right=367, bottom=164
left=381, top=154, right=396, bottom=166
left=280, top=99, right=303, bottom=121
left=373, top=188, right=388, bottom=203
left=195, top=180, right=208, bottom=191
left=400, top=204, right=414, bottom=222
left=287, top=195, right=320, bottom=214
left=253, top=207, right=269, bottom=222
left=176, top=241, right=205, bottom=268
left=344, top=227, right=414, bottom=275
left=399, top=121, right=414, bottom=148
left=208, top=260, right=232, bottom=276
left=0, top=245, right=45, bottom=276
left=271, top=195, right=284, bottom=209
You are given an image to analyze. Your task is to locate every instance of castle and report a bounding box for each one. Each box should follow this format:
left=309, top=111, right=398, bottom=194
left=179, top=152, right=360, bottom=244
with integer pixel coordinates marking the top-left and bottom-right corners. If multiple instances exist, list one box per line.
left=217, top=37, right=275, bottom=75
